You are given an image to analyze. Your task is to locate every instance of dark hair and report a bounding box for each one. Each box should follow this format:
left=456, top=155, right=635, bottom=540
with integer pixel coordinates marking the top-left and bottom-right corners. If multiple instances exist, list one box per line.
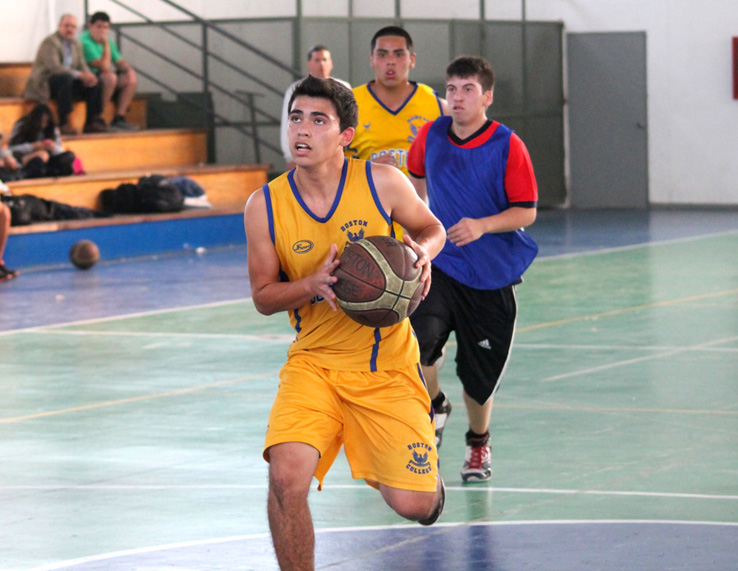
left=307, top=45, right=329, bottom=60
left=446, top=56, right=495, bottom=92
left=370, top=26, right=414, bottom=53
left=11, top=103, right=57, bottom=144
left=89, top=11, right=111, bottom=25
left=288, top=76, right=357, bottom=132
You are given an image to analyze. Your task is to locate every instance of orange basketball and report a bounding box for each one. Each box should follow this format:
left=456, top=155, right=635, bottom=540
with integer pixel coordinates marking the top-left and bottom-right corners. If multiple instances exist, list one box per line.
left=333, top=235, right=423, bottom=328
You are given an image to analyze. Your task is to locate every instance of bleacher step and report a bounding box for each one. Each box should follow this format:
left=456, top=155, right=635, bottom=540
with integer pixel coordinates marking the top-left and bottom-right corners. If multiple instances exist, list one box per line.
left=0, top=63, right=32, bottom=98
left=64, top=128, right=207, bottom=173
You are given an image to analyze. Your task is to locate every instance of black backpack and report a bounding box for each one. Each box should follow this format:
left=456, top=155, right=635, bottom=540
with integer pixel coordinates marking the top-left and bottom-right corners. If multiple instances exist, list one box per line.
left=136, top=175, right=184, bottom=213
left=100, top=176, right=184, bottom=214
left=1, top=193, right=107, bottom=225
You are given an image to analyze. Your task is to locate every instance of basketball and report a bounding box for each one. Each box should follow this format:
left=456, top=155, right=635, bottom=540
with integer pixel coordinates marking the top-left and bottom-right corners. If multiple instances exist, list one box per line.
left=69, top=240, right=100, bottom=270
left=333, top=235, right=423, bottom=328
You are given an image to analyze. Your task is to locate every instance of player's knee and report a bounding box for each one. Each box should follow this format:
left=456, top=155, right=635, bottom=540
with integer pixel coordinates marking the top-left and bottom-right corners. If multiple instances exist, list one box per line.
left=267, top=443, right=318, bottom=500
left=268, top=463, right=307, bottom=503
left=384, top=489, right=437, bottom=521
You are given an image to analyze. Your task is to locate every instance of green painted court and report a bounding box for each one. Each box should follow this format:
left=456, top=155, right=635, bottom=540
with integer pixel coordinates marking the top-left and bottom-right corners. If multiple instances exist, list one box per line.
left=1, top=209, right=737, bottom=570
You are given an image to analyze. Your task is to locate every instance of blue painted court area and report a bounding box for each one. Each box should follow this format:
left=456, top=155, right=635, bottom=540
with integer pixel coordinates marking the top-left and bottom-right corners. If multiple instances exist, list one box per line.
left=2, top=208, right=738, bottom=570
left=28, top=522, right=738, bottom=570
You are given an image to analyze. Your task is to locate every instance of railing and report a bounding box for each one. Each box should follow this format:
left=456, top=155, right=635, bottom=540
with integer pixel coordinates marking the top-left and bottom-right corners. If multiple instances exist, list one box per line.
left=87, top=0, right=302, bottom=165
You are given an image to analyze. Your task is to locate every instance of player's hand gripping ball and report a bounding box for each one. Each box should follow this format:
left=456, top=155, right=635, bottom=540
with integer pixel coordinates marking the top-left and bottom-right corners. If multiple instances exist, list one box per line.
left=333, top=235, right=423, bottom=328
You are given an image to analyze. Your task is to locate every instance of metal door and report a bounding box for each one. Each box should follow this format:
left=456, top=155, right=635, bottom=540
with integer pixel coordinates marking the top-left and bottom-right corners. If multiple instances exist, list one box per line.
left=568, top=32, right=648, bottom=208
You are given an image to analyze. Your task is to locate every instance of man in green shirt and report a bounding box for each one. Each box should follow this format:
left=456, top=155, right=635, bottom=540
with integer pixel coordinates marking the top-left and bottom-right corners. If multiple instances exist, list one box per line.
left=80, top=11, right=139, bottom=131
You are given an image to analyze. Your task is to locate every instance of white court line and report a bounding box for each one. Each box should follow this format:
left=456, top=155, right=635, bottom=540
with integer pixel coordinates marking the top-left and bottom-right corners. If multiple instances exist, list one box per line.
left=536, top=227, right=738, bottom=261
left=26, top=329, right=295, bottom=342
left=3, top=484, right=738, bottom=501
left=517, top=342, right=738, bottom=353
left=542, top=335, right=738, bottom=382
left=23, top=519, right=738, bottom=571
left=24, top=532, right=272, bottom=571
left=0, top=297, right=255, bottom=336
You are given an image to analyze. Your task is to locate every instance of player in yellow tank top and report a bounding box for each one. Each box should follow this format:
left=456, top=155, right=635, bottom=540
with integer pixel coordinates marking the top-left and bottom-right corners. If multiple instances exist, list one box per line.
left=266, top=157, right=418, bottom=371
left=243, top=76, right=447, bottom=569
left=347, top=82, right=444, bottom=176
left=345, top=26, right=447, bottom=177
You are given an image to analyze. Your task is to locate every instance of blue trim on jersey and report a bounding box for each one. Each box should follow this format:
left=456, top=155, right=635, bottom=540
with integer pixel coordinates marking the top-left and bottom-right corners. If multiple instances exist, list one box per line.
left=369, top=328, right=381, bottom=372
left=365, top=161, right=393, bottom=226
left=417, top=363, right=434, bottom=420
left=262, top=184, right=275, bottom=244
left=288, top=159, right=348, bottom=222
left=293, top=308, right=302, bottom=333
left=367, top=81, right=419, bottom=115
left=435, top=94, right=444, bottom=117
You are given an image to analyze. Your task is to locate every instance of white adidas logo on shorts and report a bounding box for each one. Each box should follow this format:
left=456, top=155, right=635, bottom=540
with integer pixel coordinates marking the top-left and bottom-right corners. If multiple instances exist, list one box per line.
left=477, top=339, right=492, bottom=350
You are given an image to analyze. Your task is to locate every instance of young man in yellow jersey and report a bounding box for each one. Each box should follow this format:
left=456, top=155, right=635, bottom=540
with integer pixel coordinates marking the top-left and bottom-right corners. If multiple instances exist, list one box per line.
left=244, top=76, right=447, bottom=570
left=346, top=26, right=447, bottom=177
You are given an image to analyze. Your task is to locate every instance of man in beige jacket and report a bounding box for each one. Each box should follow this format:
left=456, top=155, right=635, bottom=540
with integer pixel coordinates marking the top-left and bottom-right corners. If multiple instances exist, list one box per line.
left=24, top=14, right=106, bottom=134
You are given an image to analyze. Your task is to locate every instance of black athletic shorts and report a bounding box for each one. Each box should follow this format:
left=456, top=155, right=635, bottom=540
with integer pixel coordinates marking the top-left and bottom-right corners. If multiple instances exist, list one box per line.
left=410, top=266, right=518, bottom=405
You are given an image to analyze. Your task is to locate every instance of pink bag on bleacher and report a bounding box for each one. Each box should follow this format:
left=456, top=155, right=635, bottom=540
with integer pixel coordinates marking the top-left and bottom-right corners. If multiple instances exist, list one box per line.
left=72, top=156, right=85, bottom=175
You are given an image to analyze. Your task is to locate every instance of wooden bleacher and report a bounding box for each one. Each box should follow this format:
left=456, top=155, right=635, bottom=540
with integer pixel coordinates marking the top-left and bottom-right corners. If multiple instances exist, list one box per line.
left=0, top=63, right=33, bottom=98
left=0, top=63, right=149, bottom=135
left=2, top=62, right=270, bottom=265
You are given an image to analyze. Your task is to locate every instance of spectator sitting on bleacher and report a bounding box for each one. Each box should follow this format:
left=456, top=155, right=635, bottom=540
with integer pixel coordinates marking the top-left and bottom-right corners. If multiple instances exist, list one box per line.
left=9, top=104, right=77, bottom=179
left=24, top=14, right=107, bottom=135
left=80, top=12, right=139, bottom=131
left=0, top=201, right=18, bottom=282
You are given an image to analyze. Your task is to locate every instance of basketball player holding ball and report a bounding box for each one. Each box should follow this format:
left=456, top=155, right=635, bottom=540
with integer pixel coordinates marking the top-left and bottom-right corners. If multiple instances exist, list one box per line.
left=244, top=76, right=446, bottom=570
left=407, top=56, right=539, bottom=483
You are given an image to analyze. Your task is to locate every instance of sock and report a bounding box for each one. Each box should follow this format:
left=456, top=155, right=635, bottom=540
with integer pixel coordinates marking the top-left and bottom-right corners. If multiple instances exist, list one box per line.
left=465, top=429, right=489, bottom=447
left=431, top=391, right=446, bottom=410
left=114, top=115, right=125, bottom=123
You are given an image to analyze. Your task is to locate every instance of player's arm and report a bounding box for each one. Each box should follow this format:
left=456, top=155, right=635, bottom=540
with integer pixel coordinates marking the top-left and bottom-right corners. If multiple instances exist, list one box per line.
left=370, top=152, right=396, bottom=166
left=244, top=190, right=340, bottom=315
left=409, top=175, right=428, bottom=203
left=447, top=206, right=537, bottom=247
left=372, top=163, right=446, bottom=296
left=407, top=120, right=430, bottom=202
left=447, top=133, right=538, bottom=246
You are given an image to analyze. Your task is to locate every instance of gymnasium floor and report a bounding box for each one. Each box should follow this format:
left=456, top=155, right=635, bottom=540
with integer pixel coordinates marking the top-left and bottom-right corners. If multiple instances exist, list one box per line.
left=1, top=208, right=737, bottom=570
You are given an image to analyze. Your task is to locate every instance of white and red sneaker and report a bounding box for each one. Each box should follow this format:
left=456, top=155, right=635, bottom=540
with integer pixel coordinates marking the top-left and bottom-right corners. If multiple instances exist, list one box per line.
left=461, top=443, right=491, bottom=482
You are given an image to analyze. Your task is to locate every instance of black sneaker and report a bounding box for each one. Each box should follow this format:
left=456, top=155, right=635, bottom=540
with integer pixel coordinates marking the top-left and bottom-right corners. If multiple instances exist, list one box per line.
left=433, top=395, right=452, bottom=449
left=419, top=475, right=445, bottom=526
left=83, top=119, right=107, bottom=134
left=0, top=262, right=19, bottom=282
left=110, top=117, right=139, bottom=131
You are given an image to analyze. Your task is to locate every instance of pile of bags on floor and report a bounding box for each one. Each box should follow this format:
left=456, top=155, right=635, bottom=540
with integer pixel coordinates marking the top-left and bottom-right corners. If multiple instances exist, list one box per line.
left=0, top=175, right=211, bottom=226
left=0, top=183, right=109, bottom=226
left=100, top=175, right=212, bottom=214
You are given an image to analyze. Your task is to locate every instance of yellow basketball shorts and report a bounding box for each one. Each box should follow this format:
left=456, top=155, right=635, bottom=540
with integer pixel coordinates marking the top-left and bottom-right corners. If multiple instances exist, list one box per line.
left=264, top=358, right=438, bottom=492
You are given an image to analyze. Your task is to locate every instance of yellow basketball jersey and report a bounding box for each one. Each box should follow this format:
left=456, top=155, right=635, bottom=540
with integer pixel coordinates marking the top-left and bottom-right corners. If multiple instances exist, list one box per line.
left=346, top=82, right=444, bottom=177
left=264, top=158, right=420, bottom=371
